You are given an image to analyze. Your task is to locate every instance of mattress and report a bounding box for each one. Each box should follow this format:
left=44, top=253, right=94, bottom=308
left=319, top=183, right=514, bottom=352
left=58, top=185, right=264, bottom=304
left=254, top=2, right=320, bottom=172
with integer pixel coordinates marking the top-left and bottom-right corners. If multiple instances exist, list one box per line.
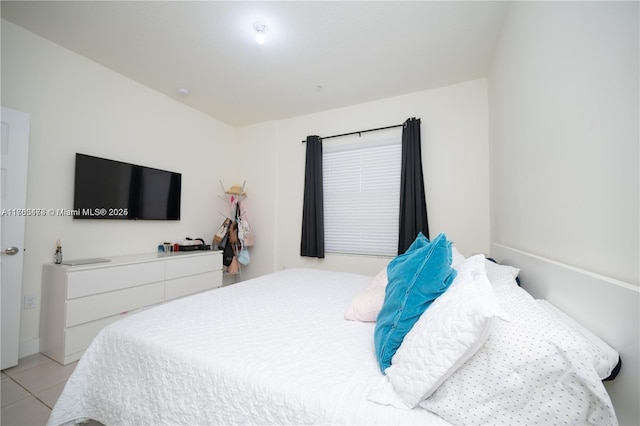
left=48, top=268, right=449, bottom=425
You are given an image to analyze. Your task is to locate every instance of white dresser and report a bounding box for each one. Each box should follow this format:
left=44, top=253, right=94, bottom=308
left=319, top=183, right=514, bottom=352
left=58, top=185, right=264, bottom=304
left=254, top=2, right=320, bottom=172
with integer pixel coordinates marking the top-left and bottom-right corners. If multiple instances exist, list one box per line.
left=40, top=250, right=222, bottom=365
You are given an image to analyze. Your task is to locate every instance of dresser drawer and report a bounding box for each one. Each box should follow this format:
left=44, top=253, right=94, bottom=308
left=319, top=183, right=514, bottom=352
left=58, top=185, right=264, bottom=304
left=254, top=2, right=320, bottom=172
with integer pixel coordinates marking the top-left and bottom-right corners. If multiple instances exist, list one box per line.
left=165, top=253, right=220, bottom=280
left=42, top=251, right=223, bottom=365
left=165, top=271, right=222, bottom=300
left=67, top=262, right=165, bottom=299
left=65, top=312, right=131, bottom=356
left=66, top=282, right=164, bottom=327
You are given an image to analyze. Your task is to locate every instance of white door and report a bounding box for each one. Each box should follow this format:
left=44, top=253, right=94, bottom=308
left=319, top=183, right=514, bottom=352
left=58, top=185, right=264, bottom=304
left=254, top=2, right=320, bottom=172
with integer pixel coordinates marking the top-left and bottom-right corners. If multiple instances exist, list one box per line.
left=1, top=107, right=30, bottom=369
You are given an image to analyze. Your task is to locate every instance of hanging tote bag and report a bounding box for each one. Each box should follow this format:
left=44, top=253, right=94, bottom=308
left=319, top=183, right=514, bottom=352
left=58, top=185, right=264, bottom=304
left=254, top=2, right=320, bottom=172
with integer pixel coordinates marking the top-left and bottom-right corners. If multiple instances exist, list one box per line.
left=214, top=217, right=232, bottom=246
left=229, top=220, right=239, bottom=245
left=237, top=243, right=250, bottom=265
left=237, top=202, right=255, bottom=247
left=242, top=226, right=255, bottom=247
left=227, top=255, right=240, bottom=274
left=222, top=240, right=234, bottom=266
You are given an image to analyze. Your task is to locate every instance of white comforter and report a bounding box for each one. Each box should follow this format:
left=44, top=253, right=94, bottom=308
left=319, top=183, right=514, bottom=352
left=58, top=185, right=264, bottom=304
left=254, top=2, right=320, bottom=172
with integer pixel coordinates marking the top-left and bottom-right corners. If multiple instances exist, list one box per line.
left=48, top=268, right=448, bottom=425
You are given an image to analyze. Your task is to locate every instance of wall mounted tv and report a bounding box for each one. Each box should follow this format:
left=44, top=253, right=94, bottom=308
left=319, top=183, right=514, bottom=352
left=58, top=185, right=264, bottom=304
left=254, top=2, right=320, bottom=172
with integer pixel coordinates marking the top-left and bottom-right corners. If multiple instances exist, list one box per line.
left=73, top=153, right=181, bottom=220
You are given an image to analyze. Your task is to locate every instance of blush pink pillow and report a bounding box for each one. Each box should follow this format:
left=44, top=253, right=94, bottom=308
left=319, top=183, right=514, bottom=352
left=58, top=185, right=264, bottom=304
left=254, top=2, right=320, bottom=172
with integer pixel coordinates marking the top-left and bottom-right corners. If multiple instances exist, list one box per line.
left=344, top=247, right=466, bottom=323
left=344, top=267, right=388, bottom=322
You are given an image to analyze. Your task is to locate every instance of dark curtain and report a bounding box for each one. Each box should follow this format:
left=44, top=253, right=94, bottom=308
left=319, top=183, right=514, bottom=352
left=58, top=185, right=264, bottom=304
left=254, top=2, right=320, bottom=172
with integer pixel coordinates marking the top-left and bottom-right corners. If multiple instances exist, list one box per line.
left=398, top=117, right=429, bottom=254
left=300, top=135, right=325, bottom=258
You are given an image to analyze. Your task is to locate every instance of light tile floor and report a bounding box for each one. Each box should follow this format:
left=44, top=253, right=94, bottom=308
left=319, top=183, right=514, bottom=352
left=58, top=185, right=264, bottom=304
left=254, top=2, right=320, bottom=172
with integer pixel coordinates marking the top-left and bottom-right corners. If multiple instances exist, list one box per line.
left=1, top=353, right=76, bottom=426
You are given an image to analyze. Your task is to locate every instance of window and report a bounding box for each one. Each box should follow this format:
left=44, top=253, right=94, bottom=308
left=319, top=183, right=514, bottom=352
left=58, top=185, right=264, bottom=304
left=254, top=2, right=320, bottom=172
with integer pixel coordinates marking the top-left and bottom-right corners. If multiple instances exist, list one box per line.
left=323, top=137, right=401, bottom=256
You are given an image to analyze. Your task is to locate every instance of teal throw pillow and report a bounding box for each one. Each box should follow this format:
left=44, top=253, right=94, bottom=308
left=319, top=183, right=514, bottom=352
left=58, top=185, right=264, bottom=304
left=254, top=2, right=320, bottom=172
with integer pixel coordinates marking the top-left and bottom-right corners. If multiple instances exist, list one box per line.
left=374, top=232, right=457, bottom=372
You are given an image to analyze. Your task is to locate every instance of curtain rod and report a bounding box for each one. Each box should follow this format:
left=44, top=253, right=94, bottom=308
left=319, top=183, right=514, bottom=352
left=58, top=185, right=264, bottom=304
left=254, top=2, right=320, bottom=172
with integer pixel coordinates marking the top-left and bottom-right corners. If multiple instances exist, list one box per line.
left=301, top=123, right=404, bottom=143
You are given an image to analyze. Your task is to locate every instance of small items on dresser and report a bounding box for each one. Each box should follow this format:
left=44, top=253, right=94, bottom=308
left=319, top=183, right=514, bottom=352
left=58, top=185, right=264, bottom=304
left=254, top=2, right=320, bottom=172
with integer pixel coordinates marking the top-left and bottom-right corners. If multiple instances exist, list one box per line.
left=54, top=239, right=63, bottom=264
left=158, top=239, right=210, bottom=256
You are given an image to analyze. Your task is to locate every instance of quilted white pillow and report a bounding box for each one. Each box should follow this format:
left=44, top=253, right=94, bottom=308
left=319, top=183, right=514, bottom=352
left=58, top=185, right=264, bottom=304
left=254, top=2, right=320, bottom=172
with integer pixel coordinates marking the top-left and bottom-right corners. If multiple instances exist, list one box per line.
left=368, top=254, right=509, bottom=408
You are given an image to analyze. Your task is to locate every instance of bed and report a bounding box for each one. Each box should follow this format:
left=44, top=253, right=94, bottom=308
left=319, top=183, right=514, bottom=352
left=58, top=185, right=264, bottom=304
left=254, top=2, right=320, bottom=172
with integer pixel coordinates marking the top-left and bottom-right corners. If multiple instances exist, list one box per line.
left=48, top=243, right=635, bottom=425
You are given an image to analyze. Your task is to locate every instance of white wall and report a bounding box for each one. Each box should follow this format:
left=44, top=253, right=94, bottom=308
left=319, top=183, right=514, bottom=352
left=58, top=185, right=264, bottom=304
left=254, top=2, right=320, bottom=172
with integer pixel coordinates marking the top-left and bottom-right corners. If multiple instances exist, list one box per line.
left=488, top=2, right=639, bottom=285
left=1, top=21, right=237, bottom=354
left=259, top=79, right=491, bottom=276
left=232, top=122, right=279, bottom=280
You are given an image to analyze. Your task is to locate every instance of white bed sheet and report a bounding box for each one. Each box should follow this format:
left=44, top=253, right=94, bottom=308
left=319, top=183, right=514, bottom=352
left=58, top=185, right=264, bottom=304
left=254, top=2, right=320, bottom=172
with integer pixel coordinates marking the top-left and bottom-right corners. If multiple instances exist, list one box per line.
left=48, top=268, right=449, bottom=425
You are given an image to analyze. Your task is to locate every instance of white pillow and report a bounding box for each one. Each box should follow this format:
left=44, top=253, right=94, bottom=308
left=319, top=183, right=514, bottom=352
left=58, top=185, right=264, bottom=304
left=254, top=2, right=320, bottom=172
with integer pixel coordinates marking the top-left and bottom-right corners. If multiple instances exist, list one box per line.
left=368, top=255, right=509, bottom=408
left=451, top=246, right=466, bottom=267
left=344, top=267, right=388, bottom=322
left=536, top=300, right=620, bottom=380
left=418, top=270, right=618, bottom=425
left=345, top=247, right=466, bottom=323
left=484, top=258, right=520, bottom=285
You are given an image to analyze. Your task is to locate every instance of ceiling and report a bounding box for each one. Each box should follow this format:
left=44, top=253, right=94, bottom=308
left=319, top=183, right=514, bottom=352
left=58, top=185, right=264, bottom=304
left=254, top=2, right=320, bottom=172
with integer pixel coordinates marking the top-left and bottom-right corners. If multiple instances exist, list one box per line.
left=1, top=1, right=510, bottom=127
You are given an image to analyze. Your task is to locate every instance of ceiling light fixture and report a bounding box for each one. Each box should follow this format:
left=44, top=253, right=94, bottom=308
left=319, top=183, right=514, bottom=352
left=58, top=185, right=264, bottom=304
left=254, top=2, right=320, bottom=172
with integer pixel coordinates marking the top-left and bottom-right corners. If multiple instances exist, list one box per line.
left=177, top=87, right=190, bottom=97
left=253, top=22, right=268, bottom=44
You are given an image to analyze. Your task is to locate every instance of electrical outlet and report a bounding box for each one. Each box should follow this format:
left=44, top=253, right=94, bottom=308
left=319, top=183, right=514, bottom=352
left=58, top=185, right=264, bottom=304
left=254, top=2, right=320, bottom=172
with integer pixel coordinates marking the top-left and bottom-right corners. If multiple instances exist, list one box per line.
left=23, top=295, right=37, bottom=310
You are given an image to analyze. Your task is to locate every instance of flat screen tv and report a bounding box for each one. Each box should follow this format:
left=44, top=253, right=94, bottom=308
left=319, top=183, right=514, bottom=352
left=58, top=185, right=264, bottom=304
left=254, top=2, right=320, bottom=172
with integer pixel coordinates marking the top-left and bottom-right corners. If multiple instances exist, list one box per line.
left=73, top=153, right=181, bottom=220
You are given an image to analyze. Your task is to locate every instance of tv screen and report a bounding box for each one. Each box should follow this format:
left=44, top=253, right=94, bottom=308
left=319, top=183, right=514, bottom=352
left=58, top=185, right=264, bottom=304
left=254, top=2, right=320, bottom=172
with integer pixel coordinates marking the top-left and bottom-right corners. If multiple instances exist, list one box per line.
left=73, top=153, right=181, bottom=220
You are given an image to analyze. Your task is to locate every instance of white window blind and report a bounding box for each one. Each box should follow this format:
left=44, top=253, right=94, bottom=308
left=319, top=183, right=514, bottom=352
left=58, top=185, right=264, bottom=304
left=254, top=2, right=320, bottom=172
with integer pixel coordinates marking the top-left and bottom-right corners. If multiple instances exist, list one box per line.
left=323, top=138, right=401, bottom=256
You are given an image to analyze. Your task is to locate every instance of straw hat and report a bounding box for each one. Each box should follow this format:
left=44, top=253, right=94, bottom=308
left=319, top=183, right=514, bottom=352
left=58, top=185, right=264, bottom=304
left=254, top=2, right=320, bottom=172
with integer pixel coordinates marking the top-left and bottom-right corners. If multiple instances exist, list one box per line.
left=225, top=184, right=245, bottom=195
